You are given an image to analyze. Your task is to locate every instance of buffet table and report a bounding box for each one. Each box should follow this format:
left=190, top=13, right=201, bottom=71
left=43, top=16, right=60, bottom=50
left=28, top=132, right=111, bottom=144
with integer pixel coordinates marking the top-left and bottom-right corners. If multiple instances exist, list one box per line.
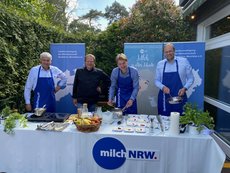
left=0, top=120, right=225, bottom=173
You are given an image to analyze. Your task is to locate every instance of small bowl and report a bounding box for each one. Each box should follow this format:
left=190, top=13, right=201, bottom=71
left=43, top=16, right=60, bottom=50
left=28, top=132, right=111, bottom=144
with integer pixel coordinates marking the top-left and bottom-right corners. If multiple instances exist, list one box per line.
left=34, top=108, right=46, bottom=116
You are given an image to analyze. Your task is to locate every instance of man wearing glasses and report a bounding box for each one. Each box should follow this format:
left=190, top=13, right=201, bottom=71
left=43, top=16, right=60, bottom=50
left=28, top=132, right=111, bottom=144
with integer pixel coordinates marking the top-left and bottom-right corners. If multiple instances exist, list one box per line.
left=155, top=43, right=194, bottom=116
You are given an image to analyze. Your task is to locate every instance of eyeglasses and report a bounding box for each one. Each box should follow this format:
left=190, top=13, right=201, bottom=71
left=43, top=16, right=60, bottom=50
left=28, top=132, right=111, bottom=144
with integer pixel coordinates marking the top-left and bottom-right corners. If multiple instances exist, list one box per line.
left=164, top=50, right=174, bottom=54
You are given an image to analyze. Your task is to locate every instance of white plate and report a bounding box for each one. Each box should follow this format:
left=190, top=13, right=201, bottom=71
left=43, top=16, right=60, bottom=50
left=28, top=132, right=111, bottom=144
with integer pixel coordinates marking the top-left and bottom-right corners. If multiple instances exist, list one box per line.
left=126, top=121, right=137, bottom=126
left=137, top=122, right=147, bottom=127
left=135, top=127, right=146, bottom=133
left=124, top=127, right=134, bottom=133
left=137, top=119, right=147, bottom=123
left=127, top=117, right=138, bottom=122
left=112, top=126, right=123, bottom=132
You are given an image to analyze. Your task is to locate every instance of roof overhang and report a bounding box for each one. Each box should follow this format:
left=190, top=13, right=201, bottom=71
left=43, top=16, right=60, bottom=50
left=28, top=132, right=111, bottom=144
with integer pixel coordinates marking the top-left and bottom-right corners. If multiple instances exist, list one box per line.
left=182, top=0, right=207, bottom=16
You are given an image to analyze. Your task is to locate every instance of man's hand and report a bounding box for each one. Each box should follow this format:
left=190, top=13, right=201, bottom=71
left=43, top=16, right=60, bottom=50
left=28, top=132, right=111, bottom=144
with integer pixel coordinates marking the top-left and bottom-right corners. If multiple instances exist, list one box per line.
left=107, top=100, right=114, bottom=107
left=97, top=86, right=101, bottom=93
left=162, top=86, right=170, bottom=94
left=125, top=99, right=133, bottom=108
left=25, top=104, right=32, bottom=112
left=55, top=86, right=61, bottom=93
left=73, top=99, right=78, bottom=106
left=178, top=88, right=187, bottom=96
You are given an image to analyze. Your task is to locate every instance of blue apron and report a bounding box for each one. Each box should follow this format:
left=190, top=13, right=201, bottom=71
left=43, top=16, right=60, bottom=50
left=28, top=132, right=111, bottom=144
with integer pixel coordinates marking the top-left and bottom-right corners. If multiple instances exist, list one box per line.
left=33, top=66, right=56, bottom=112
left=116, top=67, right=137, bottom=114
left=157, top=60, right=187, bottom=116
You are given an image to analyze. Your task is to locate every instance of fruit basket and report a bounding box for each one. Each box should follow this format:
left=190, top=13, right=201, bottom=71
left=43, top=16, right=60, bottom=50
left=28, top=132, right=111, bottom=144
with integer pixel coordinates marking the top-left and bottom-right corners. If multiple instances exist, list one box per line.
left=74, top=117, right=102, bottom=132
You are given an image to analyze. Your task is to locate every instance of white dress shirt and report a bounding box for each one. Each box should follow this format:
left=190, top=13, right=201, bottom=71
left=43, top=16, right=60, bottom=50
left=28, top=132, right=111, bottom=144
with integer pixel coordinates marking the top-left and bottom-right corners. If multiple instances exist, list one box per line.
left=24, top=65, right=67, bottom=104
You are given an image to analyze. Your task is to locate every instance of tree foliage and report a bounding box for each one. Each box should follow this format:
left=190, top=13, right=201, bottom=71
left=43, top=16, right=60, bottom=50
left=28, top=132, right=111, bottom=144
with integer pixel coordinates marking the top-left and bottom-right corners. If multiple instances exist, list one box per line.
left=80, top=9, right=103, bottom=28
left=119, top=0, right=194, bottom=42
left=104, top=1, right=129, bottom=25
left=1, top=0, right=68, bottom=30
left=88, top=22, right=126, bottom=75
left=68, top=19, right=95, bottom=33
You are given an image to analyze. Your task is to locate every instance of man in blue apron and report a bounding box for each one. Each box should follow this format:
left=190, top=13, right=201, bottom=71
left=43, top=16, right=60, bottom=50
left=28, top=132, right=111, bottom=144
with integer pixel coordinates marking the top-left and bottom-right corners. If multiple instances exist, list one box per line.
left=108, top=53, right=139, bottom=114
left=24, top=52, right=67, bottom=113
left=155, top=43, right=194, bottom=116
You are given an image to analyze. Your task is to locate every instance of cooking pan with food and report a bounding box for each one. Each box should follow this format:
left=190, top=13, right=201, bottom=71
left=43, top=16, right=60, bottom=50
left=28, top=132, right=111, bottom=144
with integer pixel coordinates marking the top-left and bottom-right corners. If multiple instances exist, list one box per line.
left=167, top=96, right=183, bottom=104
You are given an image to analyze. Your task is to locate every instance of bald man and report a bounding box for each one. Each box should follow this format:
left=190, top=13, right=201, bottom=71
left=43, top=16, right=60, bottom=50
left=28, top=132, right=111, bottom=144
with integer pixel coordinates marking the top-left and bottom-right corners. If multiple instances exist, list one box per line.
left=155, top=43, right=194, bottom=116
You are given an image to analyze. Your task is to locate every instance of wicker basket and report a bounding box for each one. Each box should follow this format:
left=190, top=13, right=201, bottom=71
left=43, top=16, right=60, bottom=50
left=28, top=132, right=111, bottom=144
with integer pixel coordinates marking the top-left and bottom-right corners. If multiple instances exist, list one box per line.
left=74, top=122, right=101, bottom=132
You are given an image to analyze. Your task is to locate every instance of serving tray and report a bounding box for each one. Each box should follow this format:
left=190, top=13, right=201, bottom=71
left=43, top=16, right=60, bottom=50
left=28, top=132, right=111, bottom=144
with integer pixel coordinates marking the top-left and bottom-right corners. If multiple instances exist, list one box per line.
left=26, top=112, right=70, bottom=122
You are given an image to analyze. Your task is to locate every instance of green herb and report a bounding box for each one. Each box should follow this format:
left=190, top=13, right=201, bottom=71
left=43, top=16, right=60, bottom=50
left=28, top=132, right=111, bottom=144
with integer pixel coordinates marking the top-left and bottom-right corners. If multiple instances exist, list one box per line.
left=1, top=106, right=28, bottom=134
left=180, top=103, right=214, bottom=132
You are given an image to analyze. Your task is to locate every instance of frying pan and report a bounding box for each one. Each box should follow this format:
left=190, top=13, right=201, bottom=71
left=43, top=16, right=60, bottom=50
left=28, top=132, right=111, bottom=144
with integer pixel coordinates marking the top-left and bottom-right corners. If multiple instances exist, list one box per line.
left=167, top=93, right=183, bottom=104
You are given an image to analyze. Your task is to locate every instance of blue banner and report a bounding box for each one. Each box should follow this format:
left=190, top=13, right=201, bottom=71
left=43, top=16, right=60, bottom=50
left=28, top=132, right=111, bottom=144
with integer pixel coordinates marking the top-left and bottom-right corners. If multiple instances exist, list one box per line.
left=124, top=43, right=163, bottom=115
left=50, top=43, right=85, bottom=113
left=173, top=42, right=205, bottom=110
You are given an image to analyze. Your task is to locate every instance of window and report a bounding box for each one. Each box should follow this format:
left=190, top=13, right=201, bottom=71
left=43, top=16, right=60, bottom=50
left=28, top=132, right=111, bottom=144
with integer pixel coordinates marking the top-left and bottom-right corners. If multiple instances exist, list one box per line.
left=205, top=102, right=230, bottom=133
left=205, top=46, right=230, bottom=105
left=198, top=3, right=230, bottom=154
left=209, top=15, right=230, bottom=39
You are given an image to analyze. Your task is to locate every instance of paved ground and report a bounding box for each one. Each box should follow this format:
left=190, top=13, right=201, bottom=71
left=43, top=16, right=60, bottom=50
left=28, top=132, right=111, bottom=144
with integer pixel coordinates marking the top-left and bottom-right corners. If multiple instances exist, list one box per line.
left=222, top=160, right=230, bottom=173
left=222, top=168, right=230, bottom=173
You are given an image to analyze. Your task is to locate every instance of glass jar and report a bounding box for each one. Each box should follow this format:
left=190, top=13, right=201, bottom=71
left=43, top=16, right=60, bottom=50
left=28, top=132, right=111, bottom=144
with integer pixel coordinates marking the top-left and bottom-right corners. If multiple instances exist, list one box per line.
left=95, top=107, right=102, bottom=118
left=81, top=103, right=88, bottom=118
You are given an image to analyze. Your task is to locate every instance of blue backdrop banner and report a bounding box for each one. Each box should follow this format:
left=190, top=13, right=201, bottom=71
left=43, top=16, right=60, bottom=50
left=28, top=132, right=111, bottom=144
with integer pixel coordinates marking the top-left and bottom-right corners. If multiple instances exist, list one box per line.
left=124, top=43, right=163, bottom=115
left=50, top=43, right=85, bottom=113
left=173, top=42, right=205, bottom=110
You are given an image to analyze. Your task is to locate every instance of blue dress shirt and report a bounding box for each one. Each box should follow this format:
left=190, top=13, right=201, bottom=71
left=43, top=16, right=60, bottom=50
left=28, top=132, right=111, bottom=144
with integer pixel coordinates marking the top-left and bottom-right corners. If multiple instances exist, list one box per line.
left=155, top=57, right=194, bottom=90
left=109, top=66, right=139, bottom=101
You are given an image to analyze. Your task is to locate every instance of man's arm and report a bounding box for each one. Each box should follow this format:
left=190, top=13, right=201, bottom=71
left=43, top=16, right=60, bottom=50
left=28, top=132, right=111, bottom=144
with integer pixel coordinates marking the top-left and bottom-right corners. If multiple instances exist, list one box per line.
left=130, top=68, right=139, bottom=101
left=154, top=61, right=165, bottom=90
left=108, top=69, right=117, bottom=102
left=24, top=68, right=35, bottom=111
left=178, top=58, right=194, bottom=96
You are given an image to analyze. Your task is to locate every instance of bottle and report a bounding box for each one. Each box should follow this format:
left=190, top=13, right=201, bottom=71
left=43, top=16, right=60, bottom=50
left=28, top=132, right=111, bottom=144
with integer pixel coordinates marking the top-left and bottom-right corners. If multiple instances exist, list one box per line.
left=81, top=103, right=88, bottom=118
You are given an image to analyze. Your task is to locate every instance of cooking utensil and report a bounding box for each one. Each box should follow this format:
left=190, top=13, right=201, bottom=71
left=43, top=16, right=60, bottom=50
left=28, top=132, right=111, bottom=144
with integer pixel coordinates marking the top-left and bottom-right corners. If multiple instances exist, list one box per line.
left=111, top=107, right=123, bottom=119
left=111, top=105, right=129, bottom=117
left=34, top=107, right=46, bottom=116
left=121, top=106, right=128, bottom=112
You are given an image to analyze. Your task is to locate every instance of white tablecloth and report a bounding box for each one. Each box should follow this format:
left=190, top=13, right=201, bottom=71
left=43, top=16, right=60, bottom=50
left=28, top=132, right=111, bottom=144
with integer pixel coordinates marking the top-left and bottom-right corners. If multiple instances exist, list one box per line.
left=0, top=122, right=225, bottom=173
